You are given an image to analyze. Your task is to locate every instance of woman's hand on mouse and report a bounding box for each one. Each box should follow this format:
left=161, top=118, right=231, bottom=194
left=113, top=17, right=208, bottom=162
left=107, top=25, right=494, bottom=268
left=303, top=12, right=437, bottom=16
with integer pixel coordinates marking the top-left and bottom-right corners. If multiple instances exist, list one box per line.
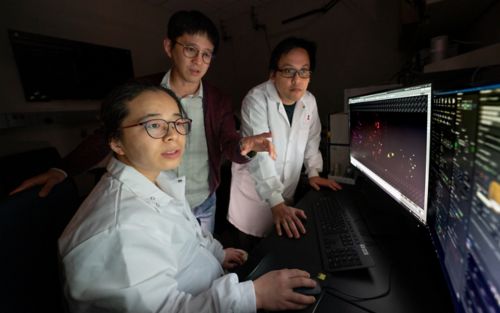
left=253, top=269, right=316, bottom=311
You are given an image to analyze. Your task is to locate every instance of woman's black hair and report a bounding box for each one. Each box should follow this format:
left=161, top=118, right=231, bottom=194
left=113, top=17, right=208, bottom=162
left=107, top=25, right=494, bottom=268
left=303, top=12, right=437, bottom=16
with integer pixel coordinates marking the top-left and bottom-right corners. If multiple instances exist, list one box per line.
left=100, top=81, right=186, bottom=143
left=268, top=37, right=317, bottom=72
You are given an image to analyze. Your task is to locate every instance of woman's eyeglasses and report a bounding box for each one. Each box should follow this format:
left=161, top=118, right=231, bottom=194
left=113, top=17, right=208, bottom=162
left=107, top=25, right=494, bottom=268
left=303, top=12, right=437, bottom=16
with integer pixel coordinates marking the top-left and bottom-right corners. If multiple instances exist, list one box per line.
left=122, top=118, right=192, bottom=139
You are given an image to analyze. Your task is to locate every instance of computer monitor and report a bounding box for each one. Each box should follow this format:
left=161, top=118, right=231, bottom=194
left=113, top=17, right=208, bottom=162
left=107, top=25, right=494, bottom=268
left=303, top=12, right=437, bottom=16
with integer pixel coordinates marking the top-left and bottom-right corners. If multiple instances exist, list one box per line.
left=348, top=84, right=432, bottom=224
left=428, top=82, right=500, bottom=313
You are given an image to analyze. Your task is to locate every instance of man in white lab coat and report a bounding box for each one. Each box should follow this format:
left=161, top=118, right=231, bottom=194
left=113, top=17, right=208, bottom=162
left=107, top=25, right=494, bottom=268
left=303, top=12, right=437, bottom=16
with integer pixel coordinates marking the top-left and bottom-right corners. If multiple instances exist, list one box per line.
left=227, top=37, right=341, bottom=250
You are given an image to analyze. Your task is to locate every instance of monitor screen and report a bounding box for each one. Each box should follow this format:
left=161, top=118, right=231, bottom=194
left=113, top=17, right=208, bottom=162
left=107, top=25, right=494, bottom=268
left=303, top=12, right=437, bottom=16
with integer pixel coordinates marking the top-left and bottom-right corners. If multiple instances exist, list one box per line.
left=348, top=84, right=432, bottom=224
left=428, top=82, right=500, bottom=313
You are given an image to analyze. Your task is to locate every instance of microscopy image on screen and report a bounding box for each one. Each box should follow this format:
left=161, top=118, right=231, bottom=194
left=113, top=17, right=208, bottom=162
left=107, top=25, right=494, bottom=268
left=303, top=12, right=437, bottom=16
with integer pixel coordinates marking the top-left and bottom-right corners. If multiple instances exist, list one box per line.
left=350, top=110, right=428, bottom=209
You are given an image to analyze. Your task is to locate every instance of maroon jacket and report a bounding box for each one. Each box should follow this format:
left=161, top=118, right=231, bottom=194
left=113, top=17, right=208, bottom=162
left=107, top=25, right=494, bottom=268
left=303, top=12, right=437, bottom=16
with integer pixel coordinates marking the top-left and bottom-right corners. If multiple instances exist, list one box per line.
left=59, top=80, right=248, bottom=194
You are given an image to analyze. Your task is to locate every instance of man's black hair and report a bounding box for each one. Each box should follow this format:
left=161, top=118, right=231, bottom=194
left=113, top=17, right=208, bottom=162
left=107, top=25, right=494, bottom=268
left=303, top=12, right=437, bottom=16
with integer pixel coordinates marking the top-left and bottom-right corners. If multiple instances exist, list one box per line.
left=268, top=37, right=317, bottom=72
left=167, top=10, right=220, bottom=55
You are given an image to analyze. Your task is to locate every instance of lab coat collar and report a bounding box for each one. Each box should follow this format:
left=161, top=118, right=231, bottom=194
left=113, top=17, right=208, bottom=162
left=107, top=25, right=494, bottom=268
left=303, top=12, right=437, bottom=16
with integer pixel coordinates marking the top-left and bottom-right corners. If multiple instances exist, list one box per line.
left=265, top=79, right=308, bottom=109
left=106, top=157, right=185, bottom=207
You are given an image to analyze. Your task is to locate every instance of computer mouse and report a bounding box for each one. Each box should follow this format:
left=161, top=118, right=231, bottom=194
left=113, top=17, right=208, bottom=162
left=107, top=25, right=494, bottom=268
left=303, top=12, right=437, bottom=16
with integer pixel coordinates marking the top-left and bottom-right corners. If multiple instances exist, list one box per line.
left=293, top=278, right=322, bottom=296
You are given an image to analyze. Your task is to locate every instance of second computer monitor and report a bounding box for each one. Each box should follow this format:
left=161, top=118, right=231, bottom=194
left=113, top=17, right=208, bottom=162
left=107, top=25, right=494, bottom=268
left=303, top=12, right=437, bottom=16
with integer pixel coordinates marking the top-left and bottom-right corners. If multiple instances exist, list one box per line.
left=348, top=84, right=432, bottom=224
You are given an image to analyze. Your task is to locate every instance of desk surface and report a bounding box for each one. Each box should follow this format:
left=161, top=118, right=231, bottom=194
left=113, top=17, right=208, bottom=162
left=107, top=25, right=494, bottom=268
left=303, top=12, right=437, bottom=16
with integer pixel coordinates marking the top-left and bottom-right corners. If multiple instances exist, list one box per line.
left=236, top=178, right=455, bottom=313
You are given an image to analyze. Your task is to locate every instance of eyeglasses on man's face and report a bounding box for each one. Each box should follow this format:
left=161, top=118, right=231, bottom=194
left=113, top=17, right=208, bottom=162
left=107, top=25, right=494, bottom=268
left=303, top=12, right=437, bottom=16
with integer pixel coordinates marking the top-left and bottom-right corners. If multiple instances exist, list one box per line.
left=122, top=118, right=192, bottom=139
left=174, top=41, right=214, bottom=64
left=276, top=68, right=312, bottom=79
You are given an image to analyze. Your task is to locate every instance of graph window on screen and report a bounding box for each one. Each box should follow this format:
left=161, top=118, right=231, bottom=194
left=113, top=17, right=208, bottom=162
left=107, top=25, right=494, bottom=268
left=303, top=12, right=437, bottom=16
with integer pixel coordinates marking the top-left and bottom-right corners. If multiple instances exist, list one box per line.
left=429, top=83, right=500, bottom=313
left=348, top=84, right=432, bottom=224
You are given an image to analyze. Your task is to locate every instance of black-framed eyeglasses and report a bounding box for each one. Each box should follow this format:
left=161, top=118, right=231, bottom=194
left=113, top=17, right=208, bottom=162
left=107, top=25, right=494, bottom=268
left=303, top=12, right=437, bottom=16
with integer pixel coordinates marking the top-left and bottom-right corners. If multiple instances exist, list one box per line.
left=174, top=41, right=214, bottom=64
left=276, top=68, right=312, bottom=79
left=122, top=118, right=192, bottom=139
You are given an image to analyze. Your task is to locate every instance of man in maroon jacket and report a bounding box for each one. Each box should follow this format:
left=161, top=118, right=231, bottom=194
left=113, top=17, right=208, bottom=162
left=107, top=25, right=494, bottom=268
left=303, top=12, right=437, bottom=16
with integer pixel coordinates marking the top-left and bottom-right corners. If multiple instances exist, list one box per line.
left=11, top=10, right=275, bottom=234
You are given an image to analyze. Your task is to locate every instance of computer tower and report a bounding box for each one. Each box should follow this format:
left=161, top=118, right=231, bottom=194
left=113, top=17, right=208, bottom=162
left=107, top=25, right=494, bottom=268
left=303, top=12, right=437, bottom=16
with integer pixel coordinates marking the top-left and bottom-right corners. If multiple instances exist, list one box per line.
left=328, top=113, right=355, bottom=184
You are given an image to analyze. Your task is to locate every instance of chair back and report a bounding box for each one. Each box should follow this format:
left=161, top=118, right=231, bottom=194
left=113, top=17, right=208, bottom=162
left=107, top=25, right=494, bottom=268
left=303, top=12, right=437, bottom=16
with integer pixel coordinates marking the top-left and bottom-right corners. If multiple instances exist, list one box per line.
left=0, top=179, right=79, bottom=313
left=0, top=147, right=61, bottom=199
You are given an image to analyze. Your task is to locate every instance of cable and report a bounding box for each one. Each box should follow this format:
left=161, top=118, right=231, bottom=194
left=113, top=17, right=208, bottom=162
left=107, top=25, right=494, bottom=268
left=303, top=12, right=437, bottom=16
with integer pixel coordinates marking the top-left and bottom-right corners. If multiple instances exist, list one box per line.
left=250, top=6, right=271, bottom=54
left=281, top=0, right=341, bottom=24
left=325, top=289, right=378, bottom=313
left=324, top=261, right=394, bottom=301
left=470, top=66, right=483, bottom=85
left=262, top=27, right=272, bottom=55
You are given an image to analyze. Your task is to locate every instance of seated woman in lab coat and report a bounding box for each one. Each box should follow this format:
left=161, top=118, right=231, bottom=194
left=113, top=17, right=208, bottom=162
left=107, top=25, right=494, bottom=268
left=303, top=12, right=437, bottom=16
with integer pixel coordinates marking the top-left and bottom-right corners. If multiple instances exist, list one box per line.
left=58, top=81, right=317, bottom=313
left=228, top=37, right=342, bottom=251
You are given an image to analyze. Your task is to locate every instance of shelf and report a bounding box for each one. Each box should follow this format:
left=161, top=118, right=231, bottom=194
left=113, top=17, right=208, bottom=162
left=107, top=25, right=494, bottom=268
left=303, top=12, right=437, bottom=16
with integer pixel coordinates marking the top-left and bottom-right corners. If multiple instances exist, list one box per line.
left=424, top=43, right=500, bottom=73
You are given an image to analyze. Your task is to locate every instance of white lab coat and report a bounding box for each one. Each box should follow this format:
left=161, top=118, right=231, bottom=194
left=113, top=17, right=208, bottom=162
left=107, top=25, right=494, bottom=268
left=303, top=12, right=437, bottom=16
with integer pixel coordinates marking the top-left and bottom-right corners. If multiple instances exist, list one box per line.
left=228, top=80, right=323, bottom=237
left=59, top=157, right=255, bottom=313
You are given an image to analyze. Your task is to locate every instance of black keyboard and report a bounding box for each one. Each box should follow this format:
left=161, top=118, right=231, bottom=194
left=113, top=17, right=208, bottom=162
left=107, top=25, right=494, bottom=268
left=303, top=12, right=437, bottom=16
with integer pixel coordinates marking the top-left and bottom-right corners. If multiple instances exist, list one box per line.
left=313, top=196, right=375, bottom=272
